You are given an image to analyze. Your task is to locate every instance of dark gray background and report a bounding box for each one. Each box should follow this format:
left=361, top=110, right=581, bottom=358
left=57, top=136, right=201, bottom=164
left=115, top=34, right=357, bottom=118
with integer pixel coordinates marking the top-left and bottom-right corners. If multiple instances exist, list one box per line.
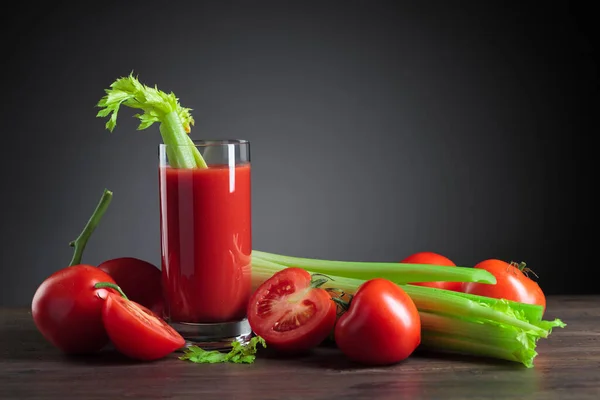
left=1, top=1, right=596, bottom=306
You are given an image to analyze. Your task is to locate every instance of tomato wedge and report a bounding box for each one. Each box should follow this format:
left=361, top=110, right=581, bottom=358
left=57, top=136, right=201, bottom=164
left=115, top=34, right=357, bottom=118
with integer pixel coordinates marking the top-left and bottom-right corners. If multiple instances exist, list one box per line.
left=100, top=291, right=185, bottom=361
left=247, top=268, right=337, bottom=353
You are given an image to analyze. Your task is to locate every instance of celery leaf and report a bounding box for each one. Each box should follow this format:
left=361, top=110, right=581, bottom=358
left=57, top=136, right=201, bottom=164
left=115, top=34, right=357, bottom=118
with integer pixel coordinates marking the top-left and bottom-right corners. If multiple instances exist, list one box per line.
left=179, top=336, right=266, bottom=364
left=96, top=71, right=195, bottom=133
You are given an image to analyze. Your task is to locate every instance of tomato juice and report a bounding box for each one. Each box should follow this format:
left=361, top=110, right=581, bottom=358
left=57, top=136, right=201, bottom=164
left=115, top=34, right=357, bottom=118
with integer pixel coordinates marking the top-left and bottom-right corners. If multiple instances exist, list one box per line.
left=159, top=163, right=252, bottom=323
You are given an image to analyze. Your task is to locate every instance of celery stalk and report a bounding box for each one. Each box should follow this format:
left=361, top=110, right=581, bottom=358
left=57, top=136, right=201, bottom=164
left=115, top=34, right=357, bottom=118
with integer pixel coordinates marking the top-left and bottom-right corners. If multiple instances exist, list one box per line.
left=401, top=284, right=548, bottom=335
left=418, top=286, right=545, bottom=324
left=159, top=111, right=205, bottom=169
left=251, top=255, right=565, bottom=368
left=252, top=250, right=497, bottom=285
left=97, top=72, right=207, bottom=169
left=418, top=312, right=564, bottom=367
left=420, top=333, right=534, bottom=366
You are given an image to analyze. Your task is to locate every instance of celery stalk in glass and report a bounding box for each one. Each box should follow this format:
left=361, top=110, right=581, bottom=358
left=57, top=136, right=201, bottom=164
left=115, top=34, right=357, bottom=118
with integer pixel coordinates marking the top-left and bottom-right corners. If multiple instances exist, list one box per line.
left=96, top=72, right=207, bottom=169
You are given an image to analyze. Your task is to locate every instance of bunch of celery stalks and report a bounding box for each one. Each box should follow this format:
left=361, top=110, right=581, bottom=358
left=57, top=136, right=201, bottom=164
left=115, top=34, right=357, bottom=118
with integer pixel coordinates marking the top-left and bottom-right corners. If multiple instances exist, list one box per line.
left=251, top=251, right=564, bottom=368
left=98, top=73, right=564, bottom=369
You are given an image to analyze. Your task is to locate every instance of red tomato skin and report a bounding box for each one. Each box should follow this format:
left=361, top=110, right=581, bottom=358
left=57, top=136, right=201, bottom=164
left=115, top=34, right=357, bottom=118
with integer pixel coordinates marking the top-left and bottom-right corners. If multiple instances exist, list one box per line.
left=402, top=251, right=462, bottom=292
left=101, top=293, right=185, bottom=361
left=462, top=259, right=546, bottom=312
left=97, top=257, right=164, bottom=316
left=31, top=265, right=118, bottom=354
left=334, top=278, right=421, bottom=366
left=247, top=268, right=337, bottom=353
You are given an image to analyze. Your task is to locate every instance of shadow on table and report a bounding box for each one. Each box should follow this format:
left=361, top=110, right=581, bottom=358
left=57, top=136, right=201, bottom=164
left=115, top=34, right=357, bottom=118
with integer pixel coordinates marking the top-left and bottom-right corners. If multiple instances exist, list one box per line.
left=0, top=324, right=143, bottom=366
left=256, top=342, right=524, bottom=371
left=250, top=344, right=543, bottom=400
left=2, top=321, right=531, bottom=371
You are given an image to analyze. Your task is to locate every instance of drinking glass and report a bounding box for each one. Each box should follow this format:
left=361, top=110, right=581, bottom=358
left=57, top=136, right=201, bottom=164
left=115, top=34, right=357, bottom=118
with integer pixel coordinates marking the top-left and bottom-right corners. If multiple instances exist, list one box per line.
left=159, top=139, right=252, bottom=349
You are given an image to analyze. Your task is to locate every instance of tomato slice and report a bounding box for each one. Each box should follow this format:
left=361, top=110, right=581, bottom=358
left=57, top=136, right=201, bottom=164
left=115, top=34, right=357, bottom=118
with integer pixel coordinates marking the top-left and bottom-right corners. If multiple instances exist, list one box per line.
left=247, top=268, right=337, bottom=353
left=101, top=292, right=185, bottom=361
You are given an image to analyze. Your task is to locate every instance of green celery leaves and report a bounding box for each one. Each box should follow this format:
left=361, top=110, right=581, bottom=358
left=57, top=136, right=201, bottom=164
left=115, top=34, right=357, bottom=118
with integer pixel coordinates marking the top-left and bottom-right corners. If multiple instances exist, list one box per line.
left=179, top=336, right=267, bottom=364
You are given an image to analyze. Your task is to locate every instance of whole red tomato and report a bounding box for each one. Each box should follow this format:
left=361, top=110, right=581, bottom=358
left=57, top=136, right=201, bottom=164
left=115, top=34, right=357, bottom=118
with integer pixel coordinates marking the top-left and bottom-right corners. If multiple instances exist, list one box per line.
left=98, top=257, right=164, bottom=316
left=334, top=278, right=421, bottom=366
left=462, top=259, right=546, bottom=312
left=101, top=291, right=185, bottom=361
left=31, top=265, right=119, bottom=354
left=247, top=268, right=337, bottom=353
left=402, top=251, right=462, bottom=292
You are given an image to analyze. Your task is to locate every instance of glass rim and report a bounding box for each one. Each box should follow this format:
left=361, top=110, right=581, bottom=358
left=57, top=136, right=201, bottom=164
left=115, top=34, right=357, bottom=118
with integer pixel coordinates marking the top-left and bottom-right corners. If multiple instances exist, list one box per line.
left=159, top=139, right=249, bottom=148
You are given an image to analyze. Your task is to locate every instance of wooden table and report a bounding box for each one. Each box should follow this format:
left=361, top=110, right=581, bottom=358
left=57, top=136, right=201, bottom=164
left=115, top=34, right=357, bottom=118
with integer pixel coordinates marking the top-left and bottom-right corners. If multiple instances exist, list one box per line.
left=1, top=295, right=598, bottom=399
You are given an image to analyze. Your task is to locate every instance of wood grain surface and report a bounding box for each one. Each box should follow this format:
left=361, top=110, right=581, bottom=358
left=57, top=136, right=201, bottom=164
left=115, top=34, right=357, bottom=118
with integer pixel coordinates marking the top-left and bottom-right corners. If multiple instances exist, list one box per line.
left=1, top=295, right=598, bottom=400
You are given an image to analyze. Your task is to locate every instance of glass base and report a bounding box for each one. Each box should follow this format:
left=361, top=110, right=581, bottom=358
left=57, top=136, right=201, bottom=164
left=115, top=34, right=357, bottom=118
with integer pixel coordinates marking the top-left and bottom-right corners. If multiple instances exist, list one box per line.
left=170, top=318, right=253, bottom=352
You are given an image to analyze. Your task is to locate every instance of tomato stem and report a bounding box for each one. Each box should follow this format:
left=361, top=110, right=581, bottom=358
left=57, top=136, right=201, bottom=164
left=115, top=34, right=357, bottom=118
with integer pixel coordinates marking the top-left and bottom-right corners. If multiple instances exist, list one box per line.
left=331, top=296, right=351, bottom=313
left=510, top=261, right=539, bottom=279
left=325, top=287, right=346, bottom=297
left=68, top=189, right=113, bottom=266
left=310, top=273, right=334, bottom=289
left=94, top=282, right=129, bottom=300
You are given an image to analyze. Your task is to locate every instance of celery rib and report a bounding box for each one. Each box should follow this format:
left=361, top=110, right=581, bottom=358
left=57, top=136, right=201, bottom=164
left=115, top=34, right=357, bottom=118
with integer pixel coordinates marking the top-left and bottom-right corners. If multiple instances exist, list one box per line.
left=408, top=285, right=546, bottom=324
left=252, top=250, right=496, bottom=285
left=420, top=332, right=535, bottom=367
left=418, top=311, right=542, bottom=367
left=160, top=111, right=202, bottom=168
left=401, top=285, right=548, bottom=336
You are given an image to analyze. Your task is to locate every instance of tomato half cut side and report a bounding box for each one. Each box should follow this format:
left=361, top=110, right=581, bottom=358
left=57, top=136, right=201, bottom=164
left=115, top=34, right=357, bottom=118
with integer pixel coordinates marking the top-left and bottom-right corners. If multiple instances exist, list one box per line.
left=101, top=292, right=185, bottom=361
left=247, top=268, right=337, bottom=353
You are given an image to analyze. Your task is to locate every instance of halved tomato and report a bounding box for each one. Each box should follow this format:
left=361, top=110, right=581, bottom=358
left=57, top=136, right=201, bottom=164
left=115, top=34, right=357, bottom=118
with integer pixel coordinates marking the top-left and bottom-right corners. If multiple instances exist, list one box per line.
left=101, top=292, right=185, bottom=361
left=247, top=268, right=337, bottom=353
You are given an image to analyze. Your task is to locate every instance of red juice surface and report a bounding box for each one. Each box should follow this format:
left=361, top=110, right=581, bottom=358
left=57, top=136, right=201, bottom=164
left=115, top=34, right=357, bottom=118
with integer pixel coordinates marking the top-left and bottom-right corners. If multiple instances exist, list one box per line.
left=159, top=163, right=252, bottom=323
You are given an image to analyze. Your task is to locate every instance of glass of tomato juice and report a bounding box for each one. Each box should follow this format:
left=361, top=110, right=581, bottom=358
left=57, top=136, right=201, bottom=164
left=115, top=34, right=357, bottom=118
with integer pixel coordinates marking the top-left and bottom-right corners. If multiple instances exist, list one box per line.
left=159, top=140, right=252, bottom=349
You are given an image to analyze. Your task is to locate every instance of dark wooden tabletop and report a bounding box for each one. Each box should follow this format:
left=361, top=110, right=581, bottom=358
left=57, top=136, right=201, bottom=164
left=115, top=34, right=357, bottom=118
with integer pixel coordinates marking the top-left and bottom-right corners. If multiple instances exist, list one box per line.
left=1, top=295, right=598, bottom=400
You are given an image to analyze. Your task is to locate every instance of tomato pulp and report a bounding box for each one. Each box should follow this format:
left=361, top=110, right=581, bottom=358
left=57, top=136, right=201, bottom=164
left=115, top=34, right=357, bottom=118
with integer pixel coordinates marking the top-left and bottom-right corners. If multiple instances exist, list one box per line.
left=159, top=164, right=252, bottom=323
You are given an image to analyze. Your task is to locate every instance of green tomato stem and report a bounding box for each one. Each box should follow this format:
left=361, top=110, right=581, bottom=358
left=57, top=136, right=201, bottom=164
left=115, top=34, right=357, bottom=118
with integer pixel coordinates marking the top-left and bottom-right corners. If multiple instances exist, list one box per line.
left=309, top=273, right=335, bottom=289
left=94, top=282, right=129, bottom=300
left=68, top=189, right=113, bottom=266
left=331, top=296, right=351, bottom=312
